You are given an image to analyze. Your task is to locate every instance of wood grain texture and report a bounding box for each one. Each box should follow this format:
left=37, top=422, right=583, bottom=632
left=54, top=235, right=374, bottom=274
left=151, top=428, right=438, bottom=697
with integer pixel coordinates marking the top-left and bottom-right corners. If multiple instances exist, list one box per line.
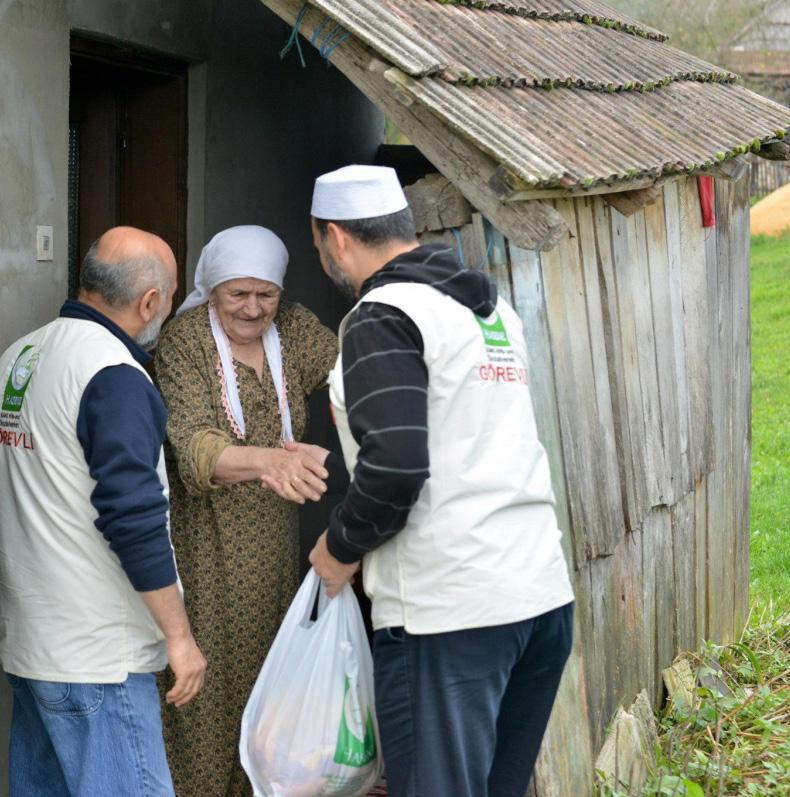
left=645, top=194, right=686, bottom=507
left=671, top=491, right=697, bottom=653
left=676, top=179, right=714, bottom=481
left=404, top=173, right=472, bottom=232
left=540, top=199, right=624, bottom=563
left=662, top=182, right=693, bottom=496
left=509, top=248, right=594, bottom=797
left=730, top=176, right=751, bottom=636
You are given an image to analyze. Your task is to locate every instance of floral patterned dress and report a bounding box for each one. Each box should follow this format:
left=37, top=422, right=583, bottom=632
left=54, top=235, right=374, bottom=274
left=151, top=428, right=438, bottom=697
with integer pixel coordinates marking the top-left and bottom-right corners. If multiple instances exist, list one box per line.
left=154, top=301, right=337, bottom=797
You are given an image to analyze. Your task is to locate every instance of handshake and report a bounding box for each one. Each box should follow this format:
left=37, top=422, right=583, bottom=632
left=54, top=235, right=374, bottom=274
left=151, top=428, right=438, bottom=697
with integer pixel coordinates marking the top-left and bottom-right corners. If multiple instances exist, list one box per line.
left=259, top=441, right=332, bottom=505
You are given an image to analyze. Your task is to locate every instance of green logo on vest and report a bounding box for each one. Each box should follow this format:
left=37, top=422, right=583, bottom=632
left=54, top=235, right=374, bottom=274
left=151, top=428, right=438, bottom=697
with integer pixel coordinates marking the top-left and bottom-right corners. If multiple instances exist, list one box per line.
left=333, top=677, right=377, bottom=769
left=475, top=311, right=511, bottom=347
left=3, top=345, right=39, bottom=413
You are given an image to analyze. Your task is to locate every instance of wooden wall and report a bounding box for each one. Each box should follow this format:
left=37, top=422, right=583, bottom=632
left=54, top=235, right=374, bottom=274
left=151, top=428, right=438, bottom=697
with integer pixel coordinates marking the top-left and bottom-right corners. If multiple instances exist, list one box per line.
left=419, top=175, right=752, bottom=794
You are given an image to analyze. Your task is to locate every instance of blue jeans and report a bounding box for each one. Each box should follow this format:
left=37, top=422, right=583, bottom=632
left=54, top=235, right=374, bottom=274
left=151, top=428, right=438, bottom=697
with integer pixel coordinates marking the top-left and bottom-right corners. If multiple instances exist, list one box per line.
left=6, top=671, right=174, bottom=797
left=373, top=602, right=574, bottom=797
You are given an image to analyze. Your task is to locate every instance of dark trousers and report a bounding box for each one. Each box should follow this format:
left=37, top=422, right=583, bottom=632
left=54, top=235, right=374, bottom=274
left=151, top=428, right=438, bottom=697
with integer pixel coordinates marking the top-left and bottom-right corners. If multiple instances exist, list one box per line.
left=373, top=602, right=574, bottom=797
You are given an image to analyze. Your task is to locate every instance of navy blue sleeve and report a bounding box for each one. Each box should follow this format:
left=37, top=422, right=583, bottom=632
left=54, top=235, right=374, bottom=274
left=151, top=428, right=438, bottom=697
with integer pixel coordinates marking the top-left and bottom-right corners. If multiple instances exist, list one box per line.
left=77, top=364, right=178, bottom=592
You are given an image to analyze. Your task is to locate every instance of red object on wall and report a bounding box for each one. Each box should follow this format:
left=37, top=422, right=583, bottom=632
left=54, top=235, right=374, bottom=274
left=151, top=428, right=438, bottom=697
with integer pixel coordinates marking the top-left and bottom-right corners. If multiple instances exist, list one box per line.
left=697, top=175, right=716, bottom=227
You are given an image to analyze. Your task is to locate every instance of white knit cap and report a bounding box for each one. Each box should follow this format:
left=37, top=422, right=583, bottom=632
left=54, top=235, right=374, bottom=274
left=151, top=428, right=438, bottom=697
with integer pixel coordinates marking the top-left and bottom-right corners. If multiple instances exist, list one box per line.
left=311, top=165, right=408, bottom=221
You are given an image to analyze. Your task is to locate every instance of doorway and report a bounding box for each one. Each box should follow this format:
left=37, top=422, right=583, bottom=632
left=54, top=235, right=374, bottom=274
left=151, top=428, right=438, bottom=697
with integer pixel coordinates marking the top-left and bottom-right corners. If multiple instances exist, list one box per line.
left=68, top=37, right=188, bottom=306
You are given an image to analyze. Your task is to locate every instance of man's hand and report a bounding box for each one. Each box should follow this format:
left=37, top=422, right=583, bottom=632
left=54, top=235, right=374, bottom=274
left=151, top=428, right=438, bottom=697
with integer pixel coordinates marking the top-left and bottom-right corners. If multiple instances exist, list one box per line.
left=309, top=530, right=359, bottom=598
left=139, top=583, right=207, bottom=708
left=165, top=632, right=207, bottom=708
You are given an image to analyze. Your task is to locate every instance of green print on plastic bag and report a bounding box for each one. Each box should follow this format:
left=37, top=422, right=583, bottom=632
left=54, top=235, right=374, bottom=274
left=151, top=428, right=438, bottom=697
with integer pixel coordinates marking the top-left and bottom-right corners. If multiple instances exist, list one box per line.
left=333, top=676, right=376, bottom=768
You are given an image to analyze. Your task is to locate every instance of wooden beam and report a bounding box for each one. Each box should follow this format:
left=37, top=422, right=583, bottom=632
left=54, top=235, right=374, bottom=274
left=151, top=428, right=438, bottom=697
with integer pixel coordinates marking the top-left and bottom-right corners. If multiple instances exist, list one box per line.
left=262, top=0, right=569, bottom=251
left=755, top=140, right=790, bottom=162
left=604, top=184, right=663, bottom=217
left=704, top=158, right=750, bottom=183
left=404, top=173, right=472, bottom=232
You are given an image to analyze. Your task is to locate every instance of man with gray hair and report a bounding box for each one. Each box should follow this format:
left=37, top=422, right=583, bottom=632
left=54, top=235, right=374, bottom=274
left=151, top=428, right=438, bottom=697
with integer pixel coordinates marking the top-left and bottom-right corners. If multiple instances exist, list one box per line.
left=0, top=226, right=206, bottom=796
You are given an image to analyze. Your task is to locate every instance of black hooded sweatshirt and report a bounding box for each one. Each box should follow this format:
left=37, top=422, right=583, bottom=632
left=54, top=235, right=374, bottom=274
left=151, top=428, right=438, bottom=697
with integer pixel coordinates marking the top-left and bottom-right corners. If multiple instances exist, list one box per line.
left=327, top=243, right=498, bottom=564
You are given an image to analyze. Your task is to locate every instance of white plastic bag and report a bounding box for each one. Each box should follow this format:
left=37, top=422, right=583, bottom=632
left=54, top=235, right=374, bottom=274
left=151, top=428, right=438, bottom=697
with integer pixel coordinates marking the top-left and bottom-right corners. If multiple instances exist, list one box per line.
left=240, top=568, right=382, bottom=797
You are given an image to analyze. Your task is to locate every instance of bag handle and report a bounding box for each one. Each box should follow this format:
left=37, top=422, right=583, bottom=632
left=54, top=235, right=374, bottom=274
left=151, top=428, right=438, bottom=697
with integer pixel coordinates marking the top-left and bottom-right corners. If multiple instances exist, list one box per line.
left=299, top=568, right=331, bottom=629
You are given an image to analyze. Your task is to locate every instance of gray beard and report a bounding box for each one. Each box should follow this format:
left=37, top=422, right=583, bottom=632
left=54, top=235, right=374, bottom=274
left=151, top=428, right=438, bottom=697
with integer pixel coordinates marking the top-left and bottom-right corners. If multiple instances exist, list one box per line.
left=326, top=254, right=357, bottom=303
left=135, top=311, right=167, bottom=351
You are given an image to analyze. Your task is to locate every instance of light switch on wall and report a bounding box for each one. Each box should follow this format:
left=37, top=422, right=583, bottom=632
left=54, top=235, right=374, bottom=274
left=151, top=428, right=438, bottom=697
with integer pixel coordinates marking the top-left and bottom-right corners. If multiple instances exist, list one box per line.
left=36, top=226, right=53, bottom=261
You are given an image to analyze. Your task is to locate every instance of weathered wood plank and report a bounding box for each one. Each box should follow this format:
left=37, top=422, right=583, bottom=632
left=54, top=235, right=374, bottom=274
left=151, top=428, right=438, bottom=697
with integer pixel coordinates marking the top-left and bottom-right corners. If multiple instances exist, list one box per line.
left=694, top=476, right=709, bottom=644
left=509, top=245, right=597, bottom=797
left=581, top=531, right=644, bottom=752
left=540, top=199, right=624, bottom=562
left=485, top=220, right=513, bottom=304
left=403, top=173, right=472, bottom=232
left=676, top=178, right=714, bottom=481
left=716, top=180, right=737, bottom=645
left=671, top=491, right=697, bottom=653
left=508, top=244, right=574, bottom=563
left=645, top=194, right=685, bottom=506
left=604, top=183, right=663, bottom=217
left=582, top=556, right=615, bottom=752
left=611, top=208, right=667, bottom=510
left=418, top=216, right=488, bottom=270
left=727, top=176, right=752, bottom=634
left=651, top=507, right=677, bottom=700
left=595, top=199, right=647, bottom=531
left=614, top=530, right=646, bottom=708
left=574, top=198, right=627, bottom=546
left=640, top=516, right=659, bottom=706
left=705, top=182, right=735, bottom=644
left=662, top=181, right=693, bottom=497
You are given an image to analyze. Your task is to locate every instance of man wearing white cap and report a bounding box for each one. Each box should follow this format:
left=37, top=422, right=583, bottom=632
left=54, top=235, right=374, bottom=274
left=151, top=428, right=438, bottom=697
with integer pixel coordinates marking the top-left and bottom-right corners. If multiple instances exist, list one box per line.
left=307, top=165, right=575, bottom=797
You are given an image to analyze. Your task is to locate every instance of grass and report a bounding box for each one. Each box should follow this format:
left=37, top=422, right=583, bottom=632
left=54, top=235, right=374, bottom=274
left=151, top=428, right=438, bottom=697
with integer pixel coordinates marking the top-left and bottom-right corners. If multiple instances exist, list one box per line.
left=749, top=233, right=790, bottom=610
left=594, top=234, right=790, bottom=797
left=596, top=607, right=789, bottom=796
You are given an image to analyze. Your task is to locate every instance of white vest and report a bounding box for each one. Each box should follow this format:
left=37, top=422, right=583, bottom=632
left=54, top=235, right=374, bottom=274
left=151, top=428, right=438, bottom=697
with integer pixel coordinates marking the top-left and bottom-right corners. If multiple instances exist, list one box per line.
left=329, top=283, right=574, bottom=634
left=0, top=317, right=171, bottom=682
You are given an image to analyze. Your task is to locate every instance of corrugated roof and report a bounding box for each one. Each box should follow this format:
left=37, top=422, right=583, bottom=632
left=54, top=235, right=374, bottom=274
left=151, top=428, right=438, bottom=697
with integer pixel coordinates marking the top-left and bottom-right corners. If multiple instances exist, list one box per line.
left=271, top=0, right=790, bottom=190
left=390, top=76, right=790, bottom=188
left=312, top=1, right=731, bottom=89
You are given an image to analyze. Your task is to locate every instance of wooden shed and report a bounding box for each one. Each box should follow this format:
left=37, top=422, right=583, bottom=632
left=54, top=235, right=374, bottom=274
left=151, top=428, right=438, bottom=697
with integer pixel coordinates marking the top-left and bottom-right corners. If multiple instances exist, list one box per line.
left=260, top=1, right=790, bottom=793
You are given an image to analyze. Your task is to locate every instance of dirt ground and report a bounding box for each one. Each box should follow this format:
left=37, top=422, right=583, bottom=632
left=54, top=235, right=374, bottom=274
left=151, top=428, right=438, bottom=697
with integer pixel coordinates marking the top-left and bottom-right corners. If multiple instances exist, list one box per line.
left=750, top=182, right=790, bottom=236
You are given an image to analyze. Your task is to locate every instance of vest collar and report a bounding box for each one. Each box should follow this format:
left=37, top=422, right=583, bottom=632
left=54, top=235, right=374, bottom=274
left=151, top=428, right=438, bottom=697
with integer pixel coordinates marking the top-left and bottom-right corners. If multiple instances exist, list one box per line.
left=59, top=300, right=151, bottom=366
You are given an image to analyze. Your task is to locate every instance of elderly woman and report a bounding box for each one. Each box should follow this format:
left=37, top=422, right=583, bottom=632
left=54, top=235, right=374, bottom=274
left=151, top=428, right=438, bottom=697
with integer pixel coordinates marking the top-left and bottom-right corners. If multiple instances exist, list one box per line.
left=154, top=226, right=338, bottom=797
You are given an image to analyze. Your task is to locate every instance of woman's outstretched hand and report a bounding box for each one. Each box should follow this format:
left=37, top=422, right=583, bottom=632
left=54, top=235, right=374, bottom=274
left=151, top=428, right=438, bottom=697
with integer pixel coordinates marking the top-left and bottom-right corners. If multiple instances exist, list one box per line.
left=260, top=445, right=329, bottom=503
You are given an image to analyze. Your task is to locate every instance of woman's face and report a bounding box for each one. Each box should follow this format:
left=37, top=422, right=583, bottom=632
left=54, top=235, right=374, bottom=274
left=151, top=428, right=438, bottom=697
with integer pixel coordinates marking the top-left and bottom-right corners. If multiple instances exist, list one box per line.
left=211, top=277, right=281, bottom=345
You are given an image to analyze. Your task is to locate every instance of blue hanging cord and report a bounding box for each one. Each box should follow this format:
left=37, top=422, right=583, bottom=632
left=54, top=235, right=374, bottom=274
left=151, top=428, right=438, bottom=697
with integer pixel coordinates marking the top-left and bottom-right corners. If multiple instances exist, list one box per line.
left=280, top=6, right=351, bottom=67
left=279, top=2, right=310, bottom=68
left=451, top=228, right=493, bottom=270
left=310, top=15, right=330, bottom=47
left=317, top=23, right=351, bottom=61
left=451, top=228, right=466, bottom=267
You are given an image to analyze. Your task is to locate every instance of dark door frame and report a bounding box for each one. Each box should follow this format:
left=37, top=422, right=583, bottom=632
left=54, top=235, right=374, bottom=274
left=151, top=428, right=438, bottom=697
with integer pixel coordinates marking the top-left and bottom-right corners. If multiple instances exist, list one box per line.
left=69, top=35, right=189, bottom=307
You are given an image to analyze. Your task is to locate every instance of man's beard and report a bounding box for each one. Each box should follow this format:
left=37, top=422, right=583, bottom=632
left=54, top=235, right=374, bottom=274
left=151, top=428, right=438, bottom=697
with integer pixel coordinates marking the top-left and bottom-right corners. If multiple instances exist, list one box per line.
left=135, top=305, right=169, bottom=351
left=325, top=251, right=357, bottom=303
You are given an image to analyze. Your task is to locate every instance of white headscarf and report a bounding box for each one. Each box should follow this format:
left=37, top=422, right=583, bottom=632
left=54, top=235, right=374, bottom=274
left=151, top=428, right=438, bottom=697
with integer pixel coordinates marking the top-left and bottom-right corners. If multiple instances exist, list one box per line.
left=176, top=226, right=293, bottom=442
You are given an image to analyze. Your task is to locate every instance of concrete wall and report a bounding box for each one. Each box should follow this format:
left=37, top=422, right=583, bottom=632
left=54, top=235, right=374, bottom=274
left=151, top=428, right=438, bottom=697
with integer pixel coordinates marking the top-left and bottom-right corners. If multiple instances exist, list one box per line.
left=0, top=1, right=70, bottom=784
left=0, top=0, right=383, bottom=792
left=0, top=0, right=70, bottom=354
